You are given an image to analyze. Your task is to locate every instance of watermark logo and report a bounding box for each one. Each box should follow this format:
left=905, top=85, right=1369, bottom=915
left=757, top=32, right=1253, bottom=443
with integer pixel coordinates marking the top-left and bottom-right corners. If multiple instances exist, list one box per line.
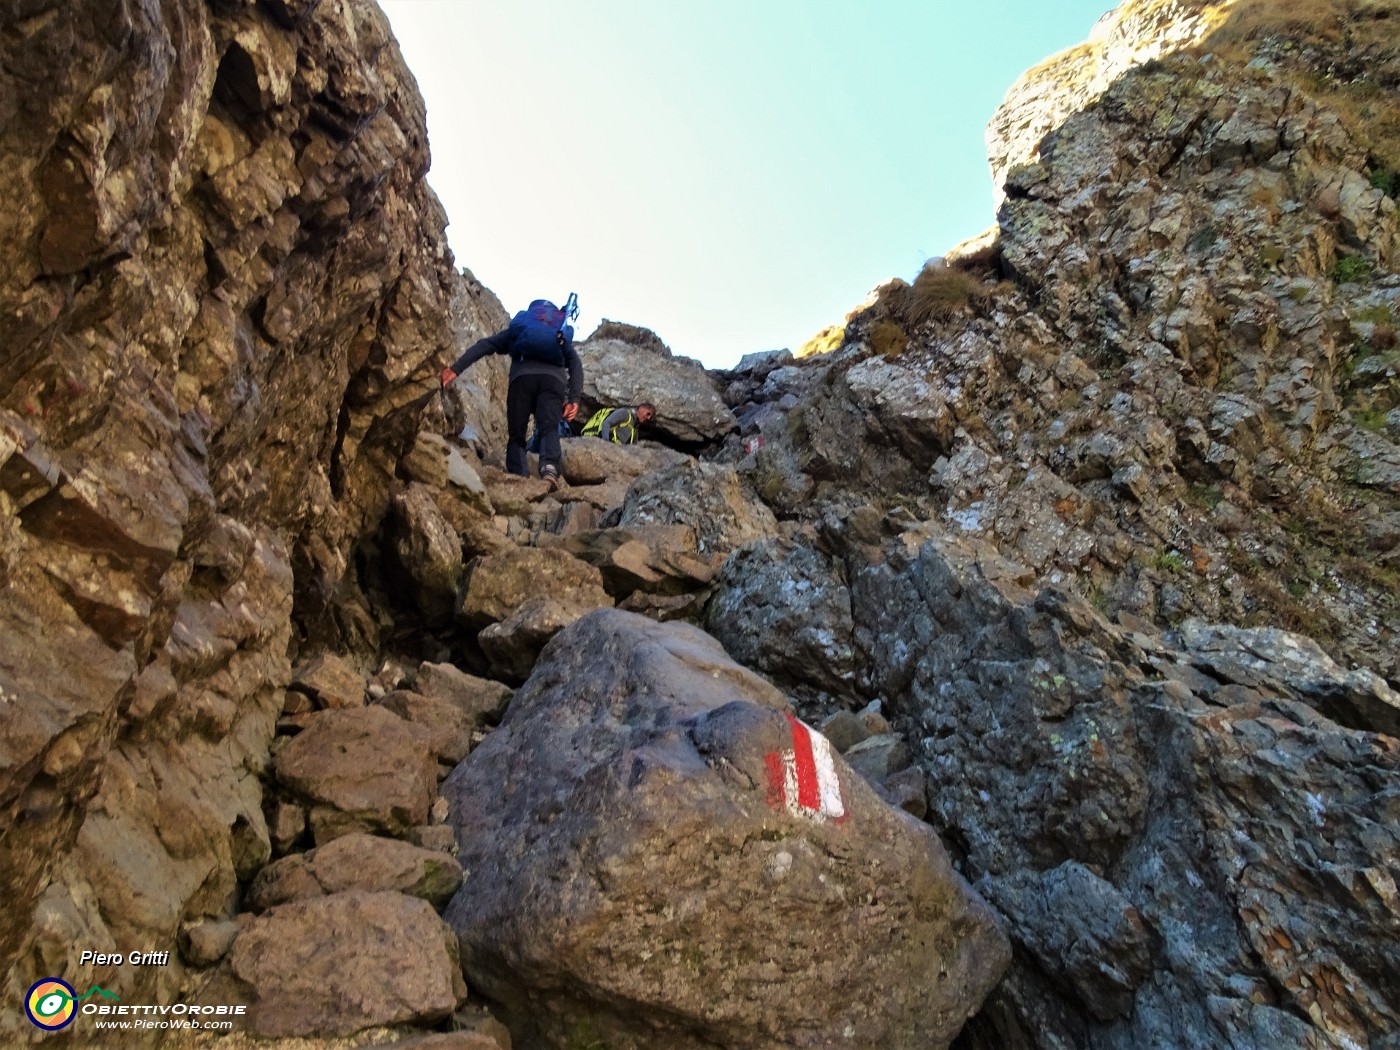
left=25, top=978, right=77, bottom=1031
left=22, top=973, right=243, bottom=1033
left=24, top=980, right=122, bottom=1030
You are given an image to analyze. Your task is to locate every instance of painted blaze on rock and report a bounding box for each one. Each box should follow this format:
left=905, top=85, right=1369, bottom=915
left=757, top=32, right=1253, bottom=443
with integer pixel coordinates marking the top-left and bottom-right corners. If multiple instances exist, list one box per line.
left=442, top=609, right=1009, bottom=1050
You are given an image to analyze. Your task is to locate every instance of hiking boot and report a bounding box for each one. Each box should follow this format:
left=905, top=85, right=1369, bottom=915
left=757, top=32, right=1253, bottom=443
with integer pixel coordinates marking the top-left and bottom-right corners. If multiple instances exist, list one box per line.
left=541, top=466, right=564, bottom=492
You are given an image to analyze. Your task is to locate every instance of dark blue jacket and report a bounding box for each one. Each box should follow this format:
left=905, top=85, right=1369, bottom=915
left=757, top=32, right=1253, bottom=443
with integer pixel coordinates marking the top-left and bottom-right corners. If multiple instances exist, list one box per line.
left=452, top=326, right=583, bottom=402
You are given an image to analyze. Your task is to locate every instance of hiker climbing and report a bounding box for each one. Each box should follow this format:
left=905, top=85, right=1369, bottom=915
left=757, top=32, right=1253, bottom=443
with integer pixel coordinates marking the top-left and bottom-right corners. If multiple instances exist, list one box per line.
left=581, top=403, right=655, bottom=445
left=441, top=294, right=583, bottom=489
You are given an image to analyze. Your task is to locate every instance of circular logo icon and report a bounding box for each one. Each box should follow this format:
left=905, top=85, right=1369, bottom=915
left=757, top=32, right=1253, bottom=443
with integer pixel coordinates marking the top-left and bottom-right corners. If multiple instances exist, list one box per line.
left=25, top=978, right=76, bottom=1031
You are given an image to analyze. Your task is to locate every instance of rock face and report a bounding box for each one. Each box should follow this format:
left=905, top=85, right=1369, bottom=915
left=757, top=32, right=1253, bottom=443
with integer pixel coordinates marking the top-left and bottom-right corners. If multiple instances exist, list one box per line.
left=0, top=0, right=502, bottom=1027
left=986, top=0, right=1228, bottom=203
left=702, top=6, right=1400, bottom=1047
left=738, top=5, right=1400, bottom=686
left=845, top=533, right=1400, bottom=1050
left=578, top=322, right=739, bottom=446
left=442, top=609, right=1010, bottom=1050
left=705, top=538, right=861, bottom=700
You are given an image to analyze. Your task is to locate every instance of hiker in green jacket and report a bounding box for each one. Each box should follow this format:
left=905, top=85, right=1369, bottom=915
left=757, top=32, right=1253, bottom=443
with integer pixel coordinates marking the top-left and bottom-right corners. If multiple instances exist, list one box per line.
left=581, top=403, right=655, bottom=445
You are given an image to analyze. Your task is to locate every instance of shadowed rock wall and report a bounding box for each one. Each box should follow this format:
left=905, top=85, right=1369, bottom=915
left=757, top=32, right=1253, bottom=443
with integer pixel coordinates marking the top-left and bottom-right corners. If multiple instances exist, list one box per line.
left=0, top=0, right=500, bottom=1026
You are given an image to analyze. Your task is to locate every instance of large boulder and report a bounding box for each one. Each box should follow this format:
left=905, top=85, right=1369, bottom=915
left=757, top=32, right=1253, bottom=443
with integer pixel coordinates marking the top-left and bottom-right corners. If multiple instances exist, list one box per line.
left=213, top=891, right=464, bottom=1038
left=386, top=482, right=465, bottom=624
left=248, top=832, right=463, bottom=911
left=441, top=609, right=1009, bottom=1050
left=272, top=706, right=438, bottom=843
left=459, top=547, right=611, bottom=628
left=618, top=460, right=779, bottom=556
left=413, top=661, right=514, bottom=726
left=705, top=538, right=861, bottom=698
left=578, top=327, right=738, bottom=446
left=559, top=436, right=685, bottom=486
left=547, top=524, right=718, bottom=598
left=458, top=546, right=614, bottom=680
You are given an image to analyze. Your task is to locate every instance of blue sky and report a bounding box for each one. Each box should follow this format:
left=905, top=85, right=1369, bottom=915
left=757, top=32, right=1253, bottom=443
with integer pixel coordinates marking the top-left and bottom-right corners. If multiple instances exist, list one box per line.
left=380, top=1, right=1117, bottom=368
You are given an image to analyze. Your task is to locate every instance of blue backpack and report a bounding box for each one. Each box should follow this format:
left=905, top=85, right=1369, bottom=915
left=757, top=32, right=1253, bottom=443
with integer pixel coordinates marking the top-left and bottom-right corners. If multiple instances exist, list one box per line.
left=509, top=294, right=578, bottom=365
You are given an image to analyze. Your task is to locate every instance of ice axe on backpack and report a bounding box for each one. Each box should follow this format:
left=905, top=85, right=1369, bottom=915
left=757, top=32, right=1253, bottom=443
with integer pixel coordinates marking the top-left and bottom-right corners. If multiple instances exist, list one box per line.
left=557, top=292, right=579, bottom=344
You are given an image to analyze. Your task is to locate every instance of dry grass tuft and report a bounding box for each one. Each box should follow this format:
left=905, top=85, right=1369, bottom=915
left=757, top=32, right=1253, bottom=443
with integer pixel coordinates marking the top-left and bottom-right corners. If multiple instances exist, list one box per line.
left=1200, top=0, right=1400, bottom=166
left=1210, top=0, right=1353, bottom=45
left=1247, top=183, right=1282, bottom=223
left=902, top=265, right=987, bottom=327
left=797, top=324, right=846, bottom=359
left=869, top=320, right=909, bottom=359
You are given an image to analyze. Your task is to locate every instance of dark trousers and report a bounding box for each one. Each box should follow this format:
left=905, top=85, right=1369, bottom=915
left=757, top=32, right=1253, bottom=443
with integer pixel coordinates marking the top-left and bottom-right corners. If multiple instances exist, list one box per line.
left=505, top=373, right=566, bottom=477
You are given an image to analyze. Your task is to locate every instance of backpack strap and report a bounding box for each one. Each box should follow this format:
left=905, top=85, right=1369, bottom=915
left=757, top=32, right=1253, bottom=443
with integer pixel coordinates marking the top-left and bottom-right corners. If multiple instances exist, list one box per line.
left=581, top=408, right=613, bottom=437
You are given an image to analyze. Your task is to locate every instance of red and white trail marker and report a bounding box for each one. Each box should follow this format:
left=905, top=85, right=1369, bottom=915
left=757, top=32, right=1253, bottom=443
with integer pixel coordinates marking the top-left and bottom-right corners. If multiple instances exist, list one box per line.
left=765, top=714, right=846, bottom=823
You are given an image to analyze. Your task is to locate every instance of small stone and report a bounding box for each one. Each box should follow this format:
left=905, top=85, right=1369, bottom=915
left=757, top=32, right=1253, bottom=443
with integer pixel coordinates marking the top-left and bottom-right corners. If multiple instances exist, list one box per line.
left=290, top=653, right=366, bottom=710
left=282, top=689, right=312, bottom=716
left=1111, top=462, right=1151, bottom=503
left=269, top=802, right=307, bottom=856
left=410, top=825, right=459, bottom=854
left=857, top=700, right=890, bottom=737
left=179, top=919, right=243, bottom=968
left=820, top=710, right=868, bottom=753
left=884, top=767, right=928, bottom=820
left=843, top=734, right=912, bottom=780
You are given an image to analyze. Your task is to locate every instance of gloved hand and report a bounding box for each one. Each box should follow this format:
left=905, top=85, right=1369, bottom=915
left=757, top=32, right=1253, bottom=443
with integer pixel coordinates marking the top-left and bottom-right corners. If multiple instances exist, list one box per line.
left=562, top=402, right=578, bottom=422
left=439, top=367, right=457, bottom=387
